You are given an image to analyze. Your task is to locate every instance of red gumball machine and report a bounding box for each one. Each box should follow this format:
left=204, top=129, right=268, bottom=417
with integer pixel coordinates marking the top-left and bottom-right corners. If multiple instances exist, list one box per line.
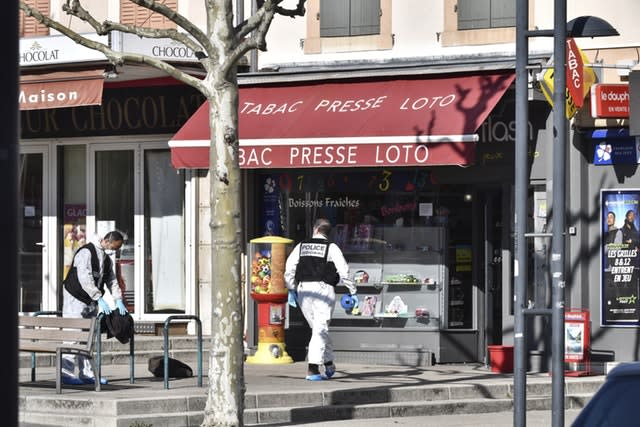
left=246, top=236, right=294, bottom=364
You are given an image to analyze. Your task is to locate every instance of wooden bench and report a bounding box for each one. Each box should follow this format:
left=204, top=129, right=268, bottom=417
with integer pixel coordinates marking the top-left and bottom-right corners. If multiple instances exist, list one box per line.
left=19, top=315, right=100, bottom=393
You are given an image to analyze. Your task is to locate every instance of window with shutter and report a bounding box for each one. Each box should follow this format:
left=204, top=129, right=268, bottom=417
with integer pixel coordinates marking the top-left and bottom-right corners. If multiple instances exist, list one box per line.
left=350, top=0, right=380, bottom=36
left=120, top=0, right=177, bottom=29
left=20, top=0, right=50, bottom=37
left=457, top=0, right=515, bottom=30
left=320, top=0, right=349, bottom=37
left=320, top=0, right=380, bottom=37
left=489, top=0, right=516, bottom=28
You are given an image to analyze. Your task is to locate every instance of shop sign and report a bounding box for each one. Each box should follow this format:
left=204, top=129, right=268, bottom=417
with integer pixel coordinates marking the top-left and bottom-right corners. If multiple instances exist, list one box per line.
left=20, top=84, right=204, bottom=138
left=590, top=83, right=630, bottom=118
left=593, top=138, right=640, bottom=165
left=19, top=69, right=104, bottom=111
left=539, top=40, right=596, bottom=119
left=113, top=32, right=199, bottom=63
left=169, top=73, right=516, bottom=169
left=20, top=34, right=107, bottom=66
left=566, top=38, right=585, bottom=108
left=601, top=189, right=640, bottom=326
left=238, top=139, right=474, bottom=168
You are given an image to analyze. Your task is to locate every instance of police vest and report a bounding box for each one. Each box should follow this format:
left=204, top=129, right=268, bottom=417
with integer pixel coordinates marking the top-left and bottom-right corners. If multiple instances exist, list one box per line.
left=63, top=243, right=112, bottom=305
left=295, top=238, right=340, bottom=286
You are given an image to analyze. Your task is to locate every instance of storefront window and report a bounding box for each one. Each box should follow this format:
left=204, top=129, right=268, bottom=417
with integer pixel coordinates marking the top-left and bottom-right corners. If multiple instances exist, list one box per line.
left=258, top=168, right=475, bottom=329
left=19, top=152, right=44, bottom=312
left=143, top=150, right=185, bottom=313
left=95, top=150, right=134, bottom=310
left=59, top=145, right=87, bottom=309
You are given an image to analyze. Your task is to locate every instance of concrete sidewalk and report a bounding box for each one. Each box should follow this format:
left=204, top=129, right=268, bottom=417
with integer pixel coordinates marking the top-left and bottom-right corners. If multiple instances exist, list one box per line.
left=20, top=360, right=544, bottom=396
left=19, top=361, right=604, bottom=426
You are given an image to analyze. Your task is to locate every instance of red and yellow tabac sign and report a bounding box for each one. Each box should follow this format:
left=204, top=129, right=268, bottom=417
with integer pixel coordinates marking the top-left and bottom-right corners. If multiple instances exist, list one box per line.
left=539, top=38, right=597, bottom=119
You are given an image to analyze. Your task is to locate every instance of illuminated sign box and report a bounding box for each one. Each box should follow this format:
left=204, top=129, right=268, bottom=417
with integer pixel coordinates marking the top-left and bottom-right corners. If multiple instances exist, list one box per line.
left=590, top=83, right=630, bottom=118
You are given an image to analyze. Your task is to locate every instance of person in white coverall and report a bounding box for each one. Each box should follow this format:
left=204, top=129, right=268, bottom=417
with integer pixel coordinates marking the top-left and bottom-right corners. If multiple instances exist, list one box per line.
left=61, top=230, right=128, bottom=385
left=284, top=218, right=356, bottom=381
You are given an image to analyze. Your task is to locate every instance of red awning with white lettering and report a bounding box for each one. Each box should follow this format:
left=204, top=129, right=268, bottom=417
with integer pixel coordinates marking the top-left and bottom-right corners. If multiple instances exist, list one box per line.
left=19, top=69, right=104, bottom=111
left=169, top=72, right=515, bottom=169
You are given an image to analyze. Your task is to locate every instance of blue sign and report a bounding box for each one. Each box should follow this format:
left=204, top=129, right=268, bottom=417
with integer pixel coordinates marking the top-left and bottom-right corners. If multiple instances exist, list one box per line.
left=591, top=129, right=640, bottom=165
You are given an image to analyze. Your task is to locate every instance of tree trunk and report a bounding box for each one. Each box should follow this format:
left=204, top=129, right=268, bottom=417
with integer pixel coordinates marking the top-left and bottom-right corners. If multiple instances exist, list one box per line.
left=202, top=71, right=245, bottom=427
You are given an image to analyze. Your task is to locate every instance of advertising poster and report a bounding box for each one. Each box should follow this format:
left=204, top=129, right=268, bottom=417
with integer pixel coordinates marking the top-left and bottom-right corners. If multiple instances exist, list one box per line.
left=63, top=204, right=86, bottom=280
left=565, top=309, right=590, bottom=363
left=601, top=189, right=640, bottom=326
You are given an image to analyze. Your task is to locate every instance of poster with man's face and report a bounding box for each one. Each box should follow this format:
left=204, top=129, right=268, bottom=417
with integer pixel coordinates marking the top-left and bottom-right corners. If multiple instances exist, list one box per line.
left=601, top=189, right=640, bottom=326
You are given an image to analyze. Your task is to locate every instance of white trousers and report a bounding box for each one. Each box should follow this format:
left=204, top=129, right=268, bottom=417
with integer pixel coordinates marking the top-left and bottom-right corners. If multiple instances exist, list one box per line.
left=61, top=288, right=96, bottom=379
left=297, top=281, right=335, bottom=365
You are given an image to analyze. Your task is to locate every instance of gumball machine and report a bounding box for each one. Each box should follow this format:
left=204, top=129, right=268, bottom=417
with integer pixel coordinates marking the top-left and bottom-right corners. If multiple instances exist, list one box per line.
left=246, top=236, right=294, bottom=364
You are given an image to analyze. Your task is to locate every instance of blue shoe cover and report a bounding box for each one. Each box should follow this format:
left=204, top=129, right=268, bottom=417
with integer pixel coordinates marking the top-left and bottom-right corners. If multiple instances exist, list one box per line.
left=62, top=376, right=85, bottom=385
left=80, top=376, right=108, bottom=385
left=305, top=374, right=324, bottom=381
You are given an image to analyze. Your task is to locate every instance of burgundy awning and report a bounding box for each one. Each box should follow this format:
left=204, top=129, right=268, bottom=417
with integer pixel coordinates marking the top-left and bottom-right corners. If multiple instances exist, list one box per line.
left=169, top=72, right=515, bottom=169
left=19, top=69, right=104, bottom=111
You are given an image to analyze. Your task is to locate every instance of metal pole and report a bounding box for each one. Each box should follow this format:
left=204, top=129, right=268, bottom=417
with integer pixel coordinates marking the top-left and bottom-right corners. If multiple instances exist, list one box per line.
left=551, top=0, right=567, bottom=425
left=250, top=0, right=258, bottom=72
left=514, top=0, right=529, bottom=425
left=1, top=1, right=19, bottom=425
left=235, top=0, right=244, bottom=26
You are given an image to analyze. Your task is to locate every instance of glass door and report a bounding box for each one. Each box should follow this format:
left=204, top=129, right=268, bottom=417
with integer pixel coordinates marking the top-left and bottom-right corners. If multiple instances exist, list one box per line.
left=88, top=143, right=185, bottom=318
left=19, top=146, right=50, bottom=312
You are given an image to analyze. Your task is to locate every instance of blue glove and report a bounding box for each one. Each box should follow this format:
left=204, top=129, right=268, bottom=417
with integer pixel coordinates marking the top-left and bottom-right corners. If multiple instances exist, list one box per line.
left=115, top=299, right=128, bottom=315
left=288, top=290, right=298, bottom=308
left=97, top=297, right=112, bottom=314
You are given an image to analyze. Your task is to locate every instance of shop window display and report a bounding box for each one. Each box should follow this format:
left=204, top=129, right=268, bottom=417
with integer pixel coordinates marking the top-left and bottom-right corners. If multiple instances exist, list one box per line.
left=258, top=168, right=475, bottom=330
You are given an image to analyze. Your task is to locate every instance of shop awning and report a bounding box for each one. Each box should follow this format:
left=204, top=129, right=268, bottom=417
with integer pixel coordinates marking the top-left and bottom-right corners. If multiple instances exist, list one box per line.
left=169, top=72, right=515, bottom=169
left=19, top=69, right=104, bottom=111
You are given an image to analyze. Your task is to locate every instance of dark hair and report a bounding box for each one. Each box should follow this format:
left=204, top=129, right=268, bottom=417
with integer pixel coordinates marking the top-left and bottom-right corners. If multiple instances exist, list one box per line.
left=313, top=218, right=331, bottom=237
left=104, top=230, right=125, bottom=243
left=608, top=211, right=616, bottom=219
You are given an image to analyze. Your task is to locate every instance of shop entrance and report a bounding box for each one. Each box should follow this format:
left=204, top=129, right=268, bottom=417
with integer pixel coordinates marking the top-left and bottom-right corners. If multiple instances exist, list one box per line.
left=18, top=146, right=50, bottom=312
left=480, top=188, right=506, bottom=350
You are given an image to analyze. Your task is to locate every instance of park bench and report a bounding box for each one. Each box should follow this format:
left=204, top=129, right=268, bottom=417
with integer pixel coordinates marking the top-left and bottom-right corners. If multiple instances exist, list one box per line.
left=19, top=314, right=100, bottom=393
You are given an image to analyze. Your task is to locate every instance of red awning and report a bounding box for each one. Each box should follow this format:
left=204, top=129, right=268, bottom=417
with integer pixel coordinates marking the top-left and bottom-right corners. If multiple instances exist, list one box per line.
left=169, top=72, right=515, bottom=169
left=19, top=69, right=104, bottom=111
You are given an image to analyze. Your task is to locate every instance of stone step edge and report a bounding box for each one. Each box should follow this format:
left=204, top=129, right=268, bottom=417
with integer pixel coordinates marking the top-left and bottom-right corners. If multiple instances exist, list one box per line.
left=21, top=395, right=594, bottom=427
left=19, top=385, right=598, bottom=417
left=245, top=394, right=594, bottom=425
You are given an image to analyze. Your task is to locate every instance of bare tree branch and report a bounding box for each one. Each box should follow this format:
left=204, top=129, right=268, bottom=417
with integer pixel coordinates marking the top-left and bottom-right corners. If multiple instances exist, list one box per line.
left=235, top=0, right=305, bottom=40
left=273, top=0, right=307, bottom=18
left=62, top=0, right=213, bottom=60
left=126, top=0, right=214, bottom=54
left=20, top=2, right=208, bottom=94
left=225, top=8, right=272, bottom=69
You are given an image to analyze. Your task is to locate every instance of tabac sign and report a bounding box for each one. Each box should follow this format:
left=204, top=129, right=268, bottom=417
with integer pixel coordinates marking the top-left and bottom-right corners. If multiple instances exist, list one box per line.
left=539, top=38, right=597, bottom=119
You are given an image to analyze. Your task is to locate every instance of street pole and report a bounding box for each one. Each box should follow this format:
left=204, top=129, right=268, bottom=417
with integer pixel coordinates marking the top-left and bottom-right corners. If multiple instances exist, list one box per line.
left=1, top=1, right=19, bottom=426
left=551, top=0, right=567, bottom=425
left=513, top=0, right=529, bottom=425
left=515, top=1, right=567, bottom=425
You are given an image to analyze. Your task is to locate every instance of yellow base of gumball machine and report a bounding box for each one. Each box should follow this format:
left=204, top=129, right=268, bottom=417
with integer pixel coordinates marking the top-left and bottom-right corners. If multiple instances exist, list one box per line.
left=246, top=342, right=293, bottom=364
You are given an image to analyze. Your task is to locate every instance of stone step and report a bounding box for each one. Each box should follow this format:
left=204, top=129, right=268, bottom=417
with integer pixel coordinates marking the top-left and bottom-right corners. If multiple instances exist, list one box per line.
left=20, top=390, right=596, bottom=427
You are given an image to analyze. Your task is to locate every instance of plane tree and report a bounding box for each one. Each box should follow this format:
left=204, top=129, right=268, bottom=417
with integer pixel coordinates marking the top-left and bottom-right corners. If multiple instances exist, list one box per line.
left=19, top=1, right=307, bottom=425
